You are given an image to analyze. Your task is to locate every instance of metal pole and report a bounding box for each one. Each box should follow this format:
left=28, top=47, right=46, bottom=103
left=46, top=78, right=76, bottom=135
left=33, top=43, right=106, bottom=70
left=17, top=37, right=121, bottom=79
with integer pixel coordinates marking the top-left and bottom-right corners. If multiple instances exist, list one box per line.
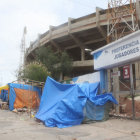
left=130, top=63, right=135, bottom=119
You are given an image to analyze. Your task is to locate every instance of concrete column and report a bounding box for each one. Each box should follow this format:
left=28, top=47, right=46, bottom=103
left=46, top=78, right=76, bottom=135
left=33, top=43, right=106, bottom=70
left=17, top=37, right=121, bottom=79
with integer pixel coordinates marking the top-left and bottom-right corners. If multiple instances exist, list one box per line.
left=107, top=69, right=112, bottom=92
left=49, top=25, right=53, bottom=39
left=96, top=7, right=106, bottom=39
left=81, top=48, right=85, bottom=61
left=68, top=17, right=74, bottom=33
left=113, top=67, right=120, bottom=114
left=59, top=72, right=63, bottom=81
left=135, top=61, right=140, bottom=90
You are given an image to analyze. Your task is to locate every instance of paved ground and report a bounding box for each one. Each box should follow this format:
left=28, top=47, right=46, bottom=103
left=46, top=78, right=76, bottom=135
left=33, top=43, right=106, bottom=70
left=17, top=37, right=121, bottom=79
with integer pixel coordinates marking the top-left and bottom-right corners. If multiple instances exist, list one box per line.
left=0, top=110, right=140, bottom=140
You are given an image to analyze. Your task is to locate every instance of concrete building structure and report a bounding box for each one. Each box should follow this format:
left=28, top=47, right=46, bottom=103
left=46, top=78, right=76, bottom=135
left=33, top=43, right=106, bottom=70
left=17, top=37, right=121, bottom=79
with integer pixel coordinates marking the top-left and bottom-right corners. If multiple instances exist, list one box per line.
left=25, top=1, right=140, bottom=79
left=24, top=0, right=140, bottom=117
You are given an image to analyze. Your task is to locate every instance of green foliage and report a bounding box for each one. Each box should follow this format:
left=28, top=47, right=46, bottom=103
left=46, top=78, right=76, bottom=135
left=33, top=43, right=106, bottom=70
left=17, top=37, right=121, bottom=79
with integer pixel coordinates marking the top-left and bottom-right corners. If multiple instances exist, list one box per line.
left=35, top=46, right=73, bottom=80
left=19, top=62, right=51, bottom=82
left=59, top=51, right=73, bottom=75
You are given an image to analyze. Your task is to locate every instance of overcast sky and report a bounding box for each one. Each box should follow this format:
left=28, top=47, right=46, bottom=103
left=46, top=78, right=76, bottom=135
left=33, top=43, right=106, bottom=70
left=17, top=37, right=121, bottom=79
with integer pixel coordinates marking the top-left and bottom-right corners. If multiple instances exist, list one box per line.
left=0, top=0, right=108, bottom=86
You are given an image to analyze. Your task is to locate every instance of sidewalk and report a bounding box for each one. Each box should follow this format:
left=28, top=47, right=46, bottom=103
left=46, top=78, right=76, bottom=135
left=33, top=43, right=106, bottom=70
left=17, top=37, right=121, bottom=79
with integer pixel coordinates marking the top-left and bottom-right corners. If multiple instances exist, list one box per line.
left=0, top=110, right=140, bottom=140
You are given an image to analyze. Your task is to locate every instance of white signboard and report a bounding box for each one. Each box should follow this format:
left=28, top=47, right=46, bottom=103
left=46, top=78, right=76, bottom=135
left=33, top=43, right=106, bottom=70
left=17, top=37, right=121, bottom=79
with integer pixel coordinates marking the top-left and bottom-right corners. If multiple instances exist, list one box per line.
left=92, top=30, right=140, bottom=70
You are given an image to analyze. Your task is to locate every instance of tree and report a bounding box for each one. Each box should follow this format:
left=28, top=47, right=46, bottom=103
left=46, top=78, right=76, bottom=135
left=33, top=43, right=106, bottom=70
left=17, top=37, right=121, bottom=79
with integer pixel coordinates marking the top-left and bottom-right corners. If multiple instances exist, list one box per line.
left=18, top=62, right=51, bottom=82
left=35, top=46, right=73, bottom=80
left=59, top=51, right=73, bottom=76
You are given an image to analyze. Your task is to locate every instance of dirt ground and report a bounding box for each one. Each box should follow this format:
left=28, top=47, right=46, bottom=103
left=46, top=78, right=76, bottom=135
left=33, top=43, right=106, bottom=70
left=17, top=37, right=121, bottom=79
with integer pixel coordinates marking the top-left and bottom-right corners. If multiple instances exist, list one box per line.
left=119, top=96, right=140, bottom=118
left=0, top=110, right=140, bottom=140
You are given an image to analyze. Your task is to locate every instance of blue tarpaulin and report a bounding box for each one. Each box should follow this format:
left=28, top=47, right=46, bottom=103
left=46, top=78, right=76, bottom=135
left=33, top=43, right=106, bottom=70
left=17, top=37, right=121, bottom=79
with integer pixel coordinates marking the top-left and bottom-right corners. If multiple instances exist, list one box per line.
left=36, top=76, right=118, bottom=128
left=90, top=93, right=118, bottom=106
left=78, top=82, right=99, bottom=99
left=36, top=77, right=87, bottom=128
left=84, top=100, right=106, bottom=121
left=0, top=90, right=8, bottom=102
left=8, top=83, right=42, bottom=111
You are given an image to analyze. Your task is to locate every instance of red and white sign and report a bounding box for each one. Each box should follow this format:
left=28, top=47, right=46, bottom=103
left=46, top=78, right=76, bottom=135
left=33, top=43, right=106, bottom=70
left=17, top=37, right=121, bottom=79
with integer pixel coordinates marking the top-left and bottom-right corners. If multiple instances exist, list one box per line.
left=123, top=65, right=130, bottom=79
left=111, top=71, right=120, bottom=77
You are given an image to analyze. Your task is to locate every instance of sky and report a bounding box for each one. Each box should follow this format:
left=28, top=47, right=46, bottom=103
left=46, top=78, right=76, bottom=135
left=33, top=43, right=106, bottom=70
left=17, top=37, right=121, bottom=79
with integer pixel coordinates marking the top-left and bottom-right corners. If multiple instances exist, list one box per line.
left=0, top=0, right=108, bottom=86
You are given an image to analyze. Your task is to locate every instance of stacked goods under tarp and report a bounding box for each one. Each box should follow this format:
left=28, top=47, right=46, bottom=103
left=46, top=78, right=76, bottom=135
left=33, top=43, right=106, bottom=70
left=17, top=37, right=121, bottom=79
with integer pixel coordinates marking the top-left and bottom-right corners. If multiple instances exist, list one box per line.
left=8, top=83, right=42, bottom=111
left=78, top=83, right=116, bottom=122
left=0, top=85, right=9, bottom=91
left=0, top=86, right=9, bottom=110
left=0, top=85, right=9, bottom=95
left=83, top=100, right=112, bottom=123
left=0, top=90, right=8, bottom=102
left=36, top=76, right=118, bottom=128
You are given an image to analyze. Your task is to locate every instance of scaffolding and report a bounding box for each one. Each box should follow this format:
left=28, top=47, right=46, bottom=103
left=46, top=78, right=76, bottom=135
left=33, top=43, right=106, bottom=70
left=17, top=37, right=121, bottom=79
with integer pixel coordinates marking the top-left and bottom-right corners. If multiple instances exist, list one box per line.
left=107, top=0, right=139, bottom=43
left=107, top=0, right=140, bottom=119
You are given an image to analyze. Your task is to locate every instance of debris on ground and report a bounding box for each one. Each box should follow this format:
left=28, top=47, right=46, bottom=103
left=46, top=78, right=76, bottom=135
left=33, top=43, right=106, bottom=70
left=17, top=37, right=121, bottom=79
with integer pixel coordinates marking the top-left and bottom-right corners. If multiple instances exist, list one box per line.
left=0, top=99, right=8, bottom=110
left=12, top=108, right=18, bottom=113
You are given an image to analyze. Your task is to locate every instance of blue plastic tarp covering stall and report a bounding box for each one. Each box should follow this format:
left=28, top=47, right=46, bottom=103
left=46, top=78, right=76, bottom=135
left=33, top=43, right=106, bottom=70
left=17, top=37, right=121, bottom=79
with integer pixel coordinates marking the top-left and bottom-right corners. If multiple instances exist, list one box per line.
left=78, top=82, right=99, bottom=99
left=89, top=93, right=118, bottom=106
left=0, top=90, right=8, bottom=102
left=36, top=77, right=88, bottom=128
left=36, top=76, right=118, bottom=128
left=8, top=83, right=42, bottom=111
left=84, top=100, right=106, bottom=121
